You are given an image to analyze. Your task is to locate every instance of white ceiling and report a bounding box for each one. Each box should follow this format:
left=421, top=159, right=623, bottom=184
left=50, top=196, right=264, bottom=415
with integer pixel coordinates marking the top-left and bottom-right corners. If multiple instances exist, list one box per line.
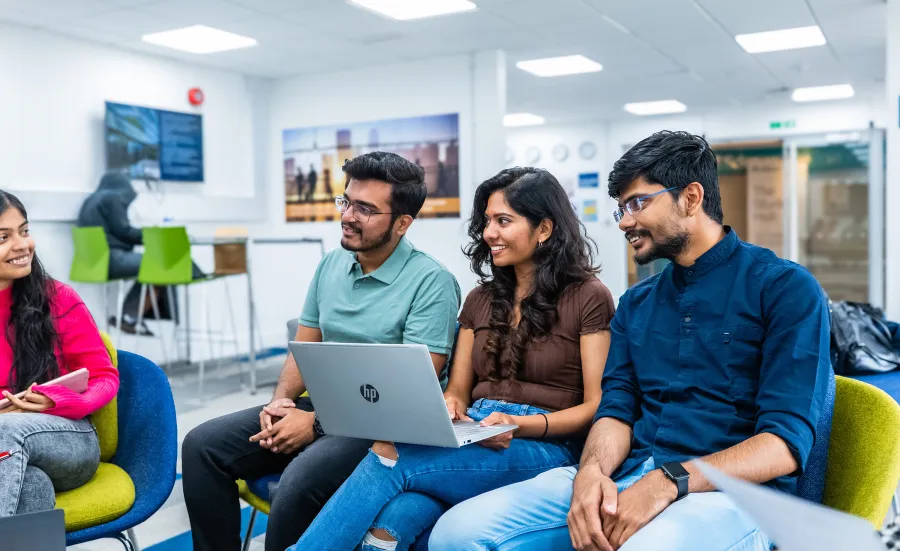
left=0, top=0, right=887, bottom=123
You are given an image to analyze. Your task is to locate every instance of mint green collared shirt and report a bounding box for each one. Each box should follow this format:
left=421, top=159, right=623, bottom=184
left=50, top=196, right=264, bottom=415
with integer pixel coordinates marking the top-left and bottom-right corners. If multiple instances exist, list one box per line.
left=299, top=237, right=461, bottom=355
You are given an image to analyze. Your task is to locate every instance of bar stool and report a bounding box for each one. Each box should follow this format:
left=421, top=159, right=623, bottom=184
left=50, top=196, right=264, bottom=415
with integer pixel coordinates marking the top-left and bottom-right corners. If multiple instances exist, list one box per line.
left=135, top=226, right=240, bottom=392
left=69, top=227, right=131, bottom=344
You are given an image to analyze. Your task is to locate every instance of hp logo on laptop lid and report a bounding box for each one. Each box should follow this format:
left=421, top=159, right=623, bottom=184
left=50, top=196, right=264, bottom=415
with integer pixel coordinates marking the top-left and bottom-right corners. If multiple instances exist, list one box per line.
left=360, top=384, right=380, bottom=403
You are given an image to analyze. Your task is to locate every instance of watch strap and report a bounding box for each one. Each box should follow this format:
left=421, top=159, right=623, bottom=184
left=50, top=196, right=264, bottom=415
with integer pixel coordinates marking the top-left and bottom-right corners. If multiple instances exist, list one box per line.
left=661, top=462, right=689, bottom=501
left=312, top=413, right=325, bottom=437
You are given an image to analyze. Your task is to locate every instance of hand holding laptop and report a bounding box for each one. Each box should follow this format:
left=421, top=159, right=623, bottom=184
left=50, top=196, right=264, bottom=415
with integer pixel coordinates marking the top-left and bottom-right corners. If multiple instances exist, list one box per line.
left=445, top=395, right=472, bottom=421
left=478, top=412, right=518, bottom=450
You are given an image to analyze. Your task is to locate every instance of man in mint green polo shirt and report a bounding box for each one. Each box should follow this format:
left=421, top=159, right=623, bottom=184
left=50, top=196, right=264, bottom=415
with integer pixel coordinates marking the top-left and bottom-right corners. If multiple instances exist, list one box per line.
left=183, top=152, right=461, bottom=551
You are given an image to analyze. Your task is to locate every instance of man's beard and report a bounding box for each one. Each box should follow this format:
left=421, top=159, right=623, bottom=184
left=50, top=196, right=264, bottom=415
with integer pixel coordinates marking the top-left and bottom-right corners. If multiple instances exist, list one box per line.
left=340, top=223, right=394, bottom=252
left=632, top=227, right=690, bottom=265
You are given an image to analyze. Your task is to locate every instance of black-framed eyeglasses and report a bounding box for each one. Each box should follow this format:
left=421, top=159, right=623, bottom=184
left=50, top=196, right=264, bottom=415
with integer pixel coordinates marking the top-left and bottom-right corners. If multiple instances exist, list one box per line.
left=612, top=187, right=677, bottom=223
left=334, top=196, right=392, bottom=223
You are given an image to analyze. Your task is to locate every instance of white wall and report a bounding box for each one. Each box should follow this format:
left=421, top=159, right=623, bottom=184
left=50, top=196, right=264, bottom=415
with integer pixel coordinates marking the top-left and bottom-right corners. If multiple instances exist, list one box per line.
left=507, top=98, right=888, bottom=302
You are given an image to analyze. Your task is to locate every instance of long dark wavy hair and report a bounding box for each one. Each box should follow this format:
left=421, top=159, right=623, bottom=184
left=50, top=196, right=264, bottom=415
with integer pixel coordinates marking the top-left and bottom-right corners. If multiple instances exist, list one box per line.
left=464, top=168, right=600, bottom=381
left=0, top=190, right=60, bottom=392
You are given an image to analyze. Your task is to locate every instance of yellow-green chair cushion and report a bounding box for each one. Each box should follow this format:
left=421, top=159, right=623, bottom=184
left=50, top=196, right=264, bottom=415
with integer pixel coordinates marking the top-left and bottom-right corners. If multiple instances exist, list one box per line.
left=823, top=376, right=900, bottom=528
left=56, top=463, right=136, bottom=531
left=237, top=480, right=271, bottom=515
left=93, top=332, right=119, bottom=462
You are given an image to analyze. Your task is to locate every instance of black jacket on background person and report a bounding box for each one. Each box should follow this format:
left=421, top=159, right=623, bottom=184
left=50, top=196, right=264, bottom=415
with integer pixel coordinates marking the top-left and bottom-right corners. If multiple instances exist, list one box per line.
left=77, top=171, right=142, bottom=251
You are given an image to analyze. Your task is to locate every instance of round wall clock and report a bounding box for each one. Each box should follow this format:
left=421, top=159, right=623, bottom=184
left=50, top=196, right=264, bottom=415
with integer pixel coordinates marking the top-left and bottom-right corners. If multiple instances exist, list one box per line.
left=552, top=143, right=569, bottom=162
left=525, top=146, right=541, bottom=164
left=579, top=141, right=598, bottom=160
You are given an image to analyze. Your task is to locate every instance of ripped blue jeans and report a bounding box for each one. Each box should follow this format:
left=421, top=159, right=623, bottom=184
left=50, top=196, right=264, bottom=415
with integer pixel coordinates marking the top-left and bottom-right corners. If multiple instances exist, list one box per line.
left=291, top=399, right=580, bottom=551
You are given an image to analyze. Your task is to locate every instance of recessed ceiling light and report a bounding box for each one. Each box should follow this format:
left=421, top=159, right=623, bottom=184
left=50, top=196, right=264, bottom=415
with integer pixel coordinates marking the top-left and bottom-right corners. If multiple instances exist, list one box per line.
left=516, top=55, right=603, bottom=77
left=504, top=113, right=545, bottom=127
left=735, top=25, right=826, bottom=54
left=142, top=25, right=257, bottom=54
left=624, top=100, right=687, bottom=116
left=348, top=0, right=476, bottom=21
left=792, top=84, right=855, bottom=102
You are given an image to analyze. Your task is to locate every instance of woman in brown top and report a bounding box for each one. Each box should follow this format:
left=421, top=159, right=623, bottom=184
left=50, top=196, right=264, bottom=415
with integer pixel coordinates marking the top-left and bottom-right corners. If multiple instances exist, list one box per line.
left=295, top=167, right=615, bottom=551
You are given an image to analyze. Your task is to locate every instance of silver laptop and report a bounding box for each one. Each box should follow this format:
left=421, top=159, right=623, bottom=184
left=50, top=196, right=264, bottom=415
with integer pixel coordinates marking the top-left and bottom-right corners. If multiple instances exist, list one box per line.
left=289, top=341, right=517, bottom=448
left=0, top=509, right=65, bottom=550
left=696, top=461, right=885, bottom=551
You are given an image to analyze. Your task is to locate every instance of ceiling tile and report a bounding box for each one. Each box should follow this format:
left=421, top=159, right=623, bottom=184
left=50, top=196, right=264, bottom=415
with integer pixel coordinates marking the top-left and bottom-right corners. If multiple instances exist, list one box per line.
left=0, top=0, right=118, bottom=24
left=479, top=0, right=605, bottom=27
left=818, top=3, right=885, bottom=55
left=78, top=10, right=182, bottom=37
left=695, top=0, right=815, bottom=35
left=402, top=10, right=514, bottom=40
left=137, top=0, right=263, bottom=27
left=224, top=0, right=332, bottom=15
left=99, top=0, right=163, bottom=6
left=281, top=2, right=403, bottom=37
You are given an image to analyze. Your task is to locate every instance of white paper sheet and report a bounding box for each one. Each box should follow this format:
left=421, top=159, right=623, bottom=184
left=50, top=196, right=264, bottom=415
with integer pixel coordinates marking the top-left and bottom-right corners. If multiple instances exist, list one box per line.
left=695, top=461, right=885, bottom=551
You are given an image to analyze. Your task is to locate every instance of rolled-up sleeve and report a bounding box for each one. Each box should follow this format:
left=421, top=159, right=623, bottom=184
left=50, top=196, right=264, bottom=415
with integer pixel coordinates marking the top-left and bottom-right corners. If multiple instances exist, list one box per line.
left=756, top=265, right=831, bottom=474
left=594, top=295, right=642, bottom=426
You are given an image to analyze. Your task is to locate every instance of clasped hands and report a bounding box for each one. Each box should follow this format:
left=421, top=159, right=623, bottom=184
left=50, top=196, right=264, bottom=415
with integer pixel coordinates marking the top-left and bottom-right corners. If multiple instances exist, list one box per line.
left=249, top=398, right=315, bottom=455
left=567, top=464, right=678, bottom=551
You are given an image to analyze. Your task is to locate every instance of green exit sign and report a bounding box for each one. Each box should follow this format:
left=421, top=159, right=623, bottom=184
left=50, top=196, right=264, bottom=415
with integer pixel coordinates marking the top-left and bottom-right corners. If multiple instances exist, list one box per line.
left=769, top=120, right=796, bottom=129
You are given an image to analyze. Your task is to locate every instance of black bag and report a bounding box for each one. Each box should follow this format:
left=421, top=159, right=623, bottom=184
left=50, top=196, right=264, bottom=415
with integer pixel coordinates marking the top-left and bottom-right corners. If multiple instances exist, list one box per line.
left=830, top=301, right=900, bottom=375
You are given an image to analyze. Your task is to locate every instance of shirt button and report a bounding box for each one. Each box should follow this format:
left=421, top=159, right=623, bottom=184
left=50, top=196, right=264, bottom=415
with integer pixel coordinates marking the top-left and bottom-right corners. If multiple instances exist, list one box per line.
left=686, top=329, right=692, bottom=335
left=687, top=270, right=694, bottom=276
left=685, top=316, right=691, bottom=323
left=354, top=284, right=360, bottom=289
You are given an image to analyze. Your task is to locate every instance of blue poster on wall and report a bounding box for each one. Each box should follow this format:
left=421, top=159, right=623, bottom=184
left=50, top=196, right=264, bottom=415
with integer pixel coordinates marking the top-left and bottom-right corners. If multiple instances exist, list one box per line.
left=578, top=172, right=599, bottom=188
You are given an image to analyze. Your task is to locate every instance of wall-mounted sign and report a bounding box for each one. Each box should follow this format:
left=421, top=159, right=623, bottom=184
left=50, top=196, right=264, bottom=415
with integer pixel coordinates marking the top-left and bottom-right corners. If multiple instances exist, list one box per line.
left=769, top=120, right=796, bottom=130
left=578, top=172, right=600, bottom=188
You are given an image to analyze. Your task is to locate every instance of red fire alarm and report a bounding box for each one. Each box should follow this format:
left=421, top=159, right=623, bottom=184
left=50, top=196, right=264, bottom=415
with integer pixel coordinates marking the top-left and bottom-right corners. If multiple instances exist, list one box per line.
left=188, top=87, right=204, bottom=107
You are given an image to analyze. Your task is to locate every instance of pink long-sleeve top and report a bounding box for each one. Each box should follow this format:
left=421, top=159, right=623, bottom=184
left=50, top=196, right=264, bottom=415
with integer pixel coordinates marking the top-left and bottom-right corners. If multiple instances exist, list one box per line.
left=0, top=281, right=119, bottom=419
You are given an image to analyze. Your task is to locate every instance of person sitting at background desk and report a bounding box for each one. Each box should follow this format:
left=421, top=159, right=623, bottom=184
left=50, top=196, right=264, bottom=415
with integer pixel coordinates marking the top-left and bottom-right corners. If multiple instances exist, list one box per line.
left=77, top=171, right=203, bottom=335
left=181, top=151, right=461, bottom=551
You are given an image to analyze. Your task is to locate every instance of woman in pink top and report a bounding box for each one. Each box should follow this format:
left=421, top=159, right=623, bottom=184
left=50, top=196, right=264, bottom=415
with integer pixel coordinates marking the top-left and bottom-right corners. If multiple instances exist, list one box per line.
left=0, top=190, right=119, bottom=517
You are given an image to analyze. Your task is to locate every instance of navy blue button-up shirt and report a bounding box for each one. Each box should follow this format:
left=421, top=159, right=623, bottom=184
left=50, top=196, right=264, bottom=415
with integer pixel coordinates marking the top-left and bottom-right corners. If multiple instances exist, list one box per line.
left=596, top=228, right=830, bottom=493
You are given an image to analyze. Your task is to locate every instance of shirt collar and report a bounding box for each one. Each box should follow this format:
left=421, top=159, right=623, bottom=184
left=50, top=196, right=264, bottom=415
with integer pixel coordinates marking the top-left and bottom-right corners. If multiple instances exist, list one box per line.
left=672, top=226, right=738, bottom=280
left=347, top=236, right=414, bottom=285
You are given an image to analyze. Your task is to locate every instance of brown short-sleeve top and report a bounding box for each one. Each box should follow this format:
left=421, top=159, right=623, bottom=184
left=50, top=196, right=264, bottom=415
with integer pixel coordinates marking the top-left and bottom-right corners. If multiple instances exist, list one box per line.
left=458, top=277, right=615, bottom=412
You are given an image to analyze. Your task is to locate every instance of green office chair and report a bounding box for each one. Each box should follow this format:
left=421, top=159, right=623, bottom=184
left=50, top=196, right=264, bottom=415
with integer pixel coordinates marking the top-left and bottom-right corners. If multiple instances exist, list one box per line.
left=70, top=227, right=130, bottom=343
left=135, top=226, right=240, bottom=392
left=824, top=376, right=900, bottom=528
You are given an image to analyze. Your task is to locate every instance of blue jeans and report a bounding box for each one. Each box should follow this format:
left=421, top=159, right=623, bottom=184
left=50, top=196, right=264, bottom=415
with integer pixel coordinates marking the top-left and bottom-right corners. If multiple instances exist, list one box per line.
left=429, top=457, right=772, bottom=551
left=0, top=413, right=99, bottom=517
left=292, top=399, right=580, bottom=551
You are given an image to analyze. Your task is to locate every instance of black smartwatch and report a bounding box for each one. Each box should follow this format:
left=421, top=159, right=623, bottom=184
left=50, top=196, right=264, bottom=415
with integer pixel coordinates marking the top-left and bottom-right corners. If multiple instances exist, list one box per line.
left=660, top=462, right=690, bottom=501
left=312, top=413, right=325, bottom=437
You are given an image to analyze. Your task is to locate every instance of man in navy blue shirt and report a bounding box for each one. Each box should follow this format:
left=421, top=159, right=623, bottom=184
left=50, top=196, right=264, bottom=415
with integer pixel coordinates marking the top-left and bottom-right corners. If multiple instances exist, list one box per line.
left=428, top=131, right=831, bottom=551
